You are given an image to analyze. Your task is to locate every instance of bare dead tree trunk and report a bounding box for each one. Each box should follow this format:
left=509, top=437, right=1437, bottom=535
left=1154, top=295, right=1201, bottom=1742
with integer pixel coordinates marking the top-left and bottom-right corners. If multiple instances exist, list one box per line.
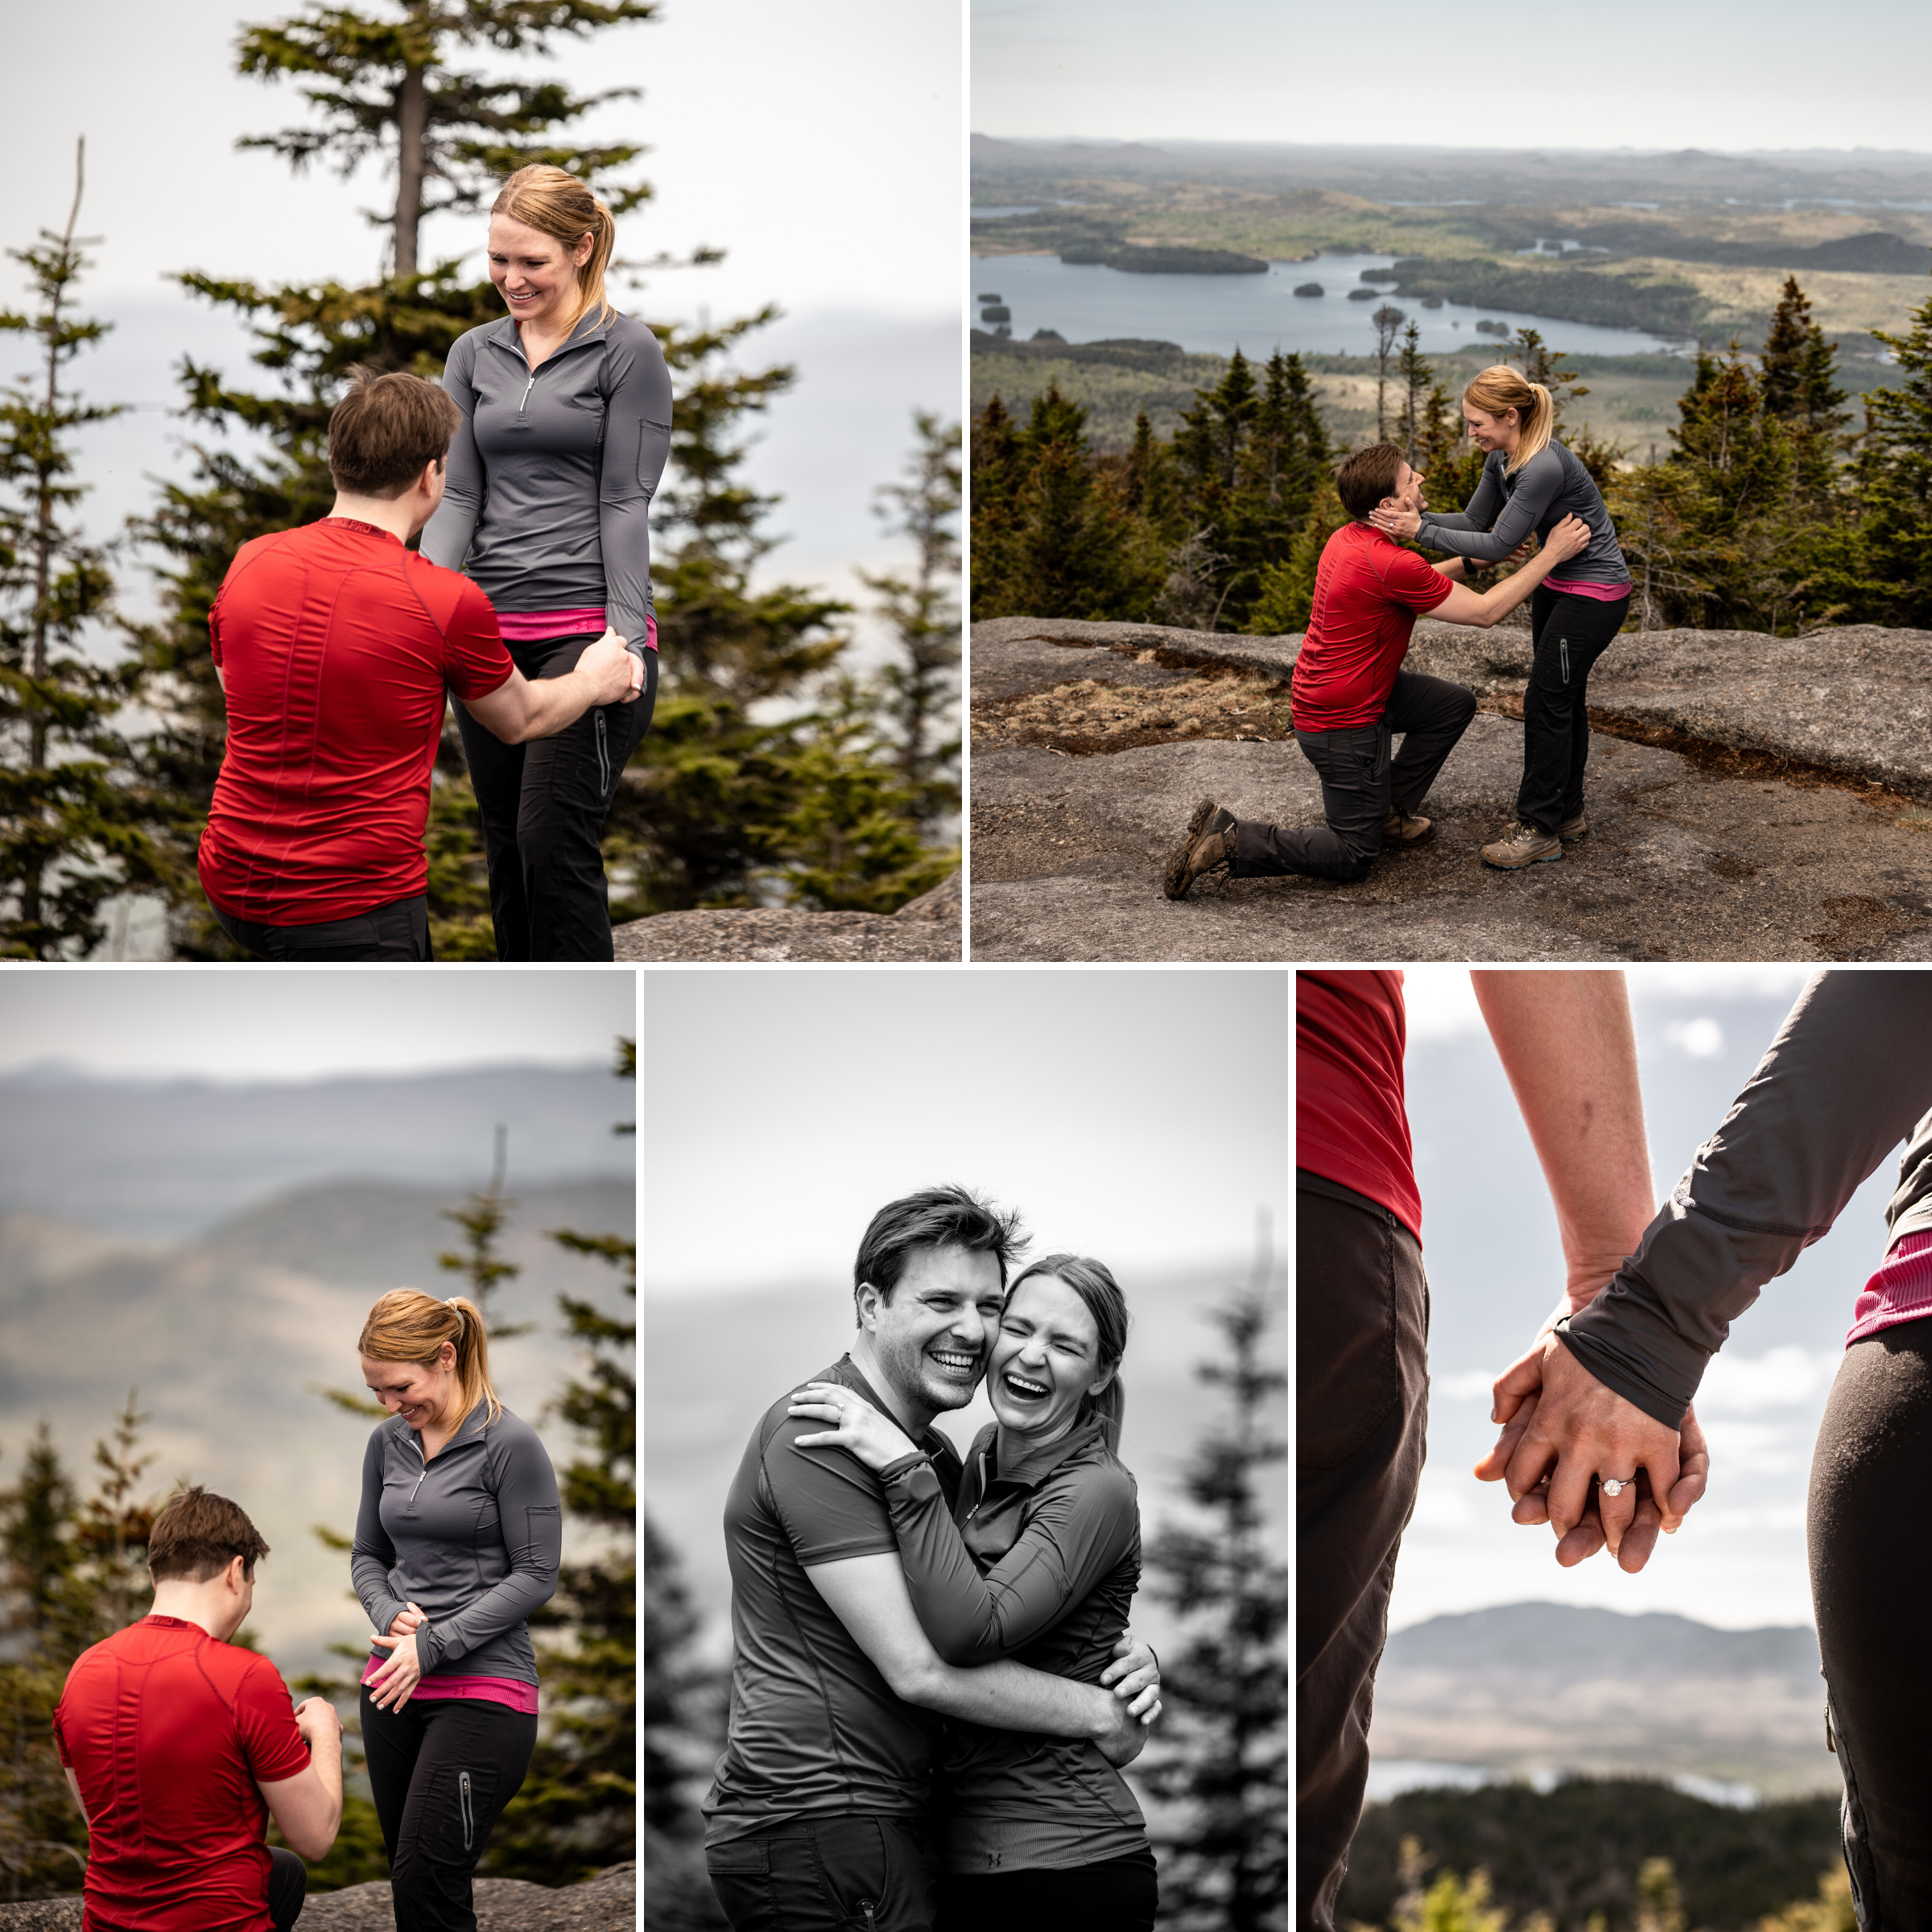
left=394, top=63, right=427, bottom=279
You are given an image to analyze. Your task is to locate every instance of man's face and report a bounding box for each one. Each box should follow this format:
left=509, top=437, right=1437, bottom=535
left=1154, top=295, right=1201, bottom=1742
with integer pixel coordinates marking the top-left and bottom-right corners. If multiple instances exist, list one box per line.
left=864, top=1243, right=1005, bottom=1417
left=1384, top=460, right=1426, bottom=517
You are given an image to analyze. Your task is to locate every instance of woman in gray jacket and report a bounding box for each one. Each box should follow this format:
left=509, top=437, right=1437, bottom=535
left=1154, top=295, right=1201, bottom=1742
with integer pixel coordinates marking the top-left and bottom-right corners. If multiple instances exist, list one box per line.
left=354, top=1290, right=561, bottom=1932
left=420, top=164, right=673, bottom=962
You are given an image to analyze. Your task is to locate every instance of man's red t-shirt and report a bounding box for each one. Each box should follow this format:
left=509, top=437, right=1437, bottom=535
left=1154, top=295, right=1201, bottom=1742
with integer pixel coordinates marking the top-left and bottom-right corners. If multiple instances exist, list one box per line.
left=53, top=1614, right=312, bottom=1932
left=200, top=518, right=514, bottom=925
left=1289, top=522, right=1455, bottom=732
left=1296, top=968, right=1421, bottom=1241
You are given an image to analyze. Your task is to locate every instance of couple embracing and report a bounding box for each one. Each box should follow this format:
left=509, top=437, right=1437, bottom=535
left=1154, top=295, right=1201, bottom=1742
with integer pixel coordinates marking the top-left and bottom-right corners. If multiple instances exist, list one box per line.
left=702, top=1186, right=1165, bottom=1931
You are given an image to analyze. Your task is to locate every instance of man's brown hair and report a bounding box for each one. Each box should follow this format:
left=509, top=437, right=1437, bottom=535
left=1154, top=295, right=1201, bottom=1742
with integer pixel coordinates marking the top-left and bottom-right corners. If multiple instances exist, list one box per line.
left=1334, top=443, right=1407, bottom=520
left=147, top=1486, right=270, bottom=1583
left=327, top=369, right=461, bottom=498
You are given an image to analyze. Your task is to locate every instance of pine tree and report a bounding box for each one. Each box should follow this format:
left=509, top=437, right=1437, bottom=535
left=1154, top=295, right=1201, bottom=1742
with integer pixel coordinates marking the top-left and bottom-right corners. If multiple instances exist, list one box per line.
left=0, top=141, right=160, bottom=960
left=235, top=0, right=654, bottom=279
left=1760, top=275, right=1848, bottom=490
left=968, top=393, right=1029, bottom=621
left=1001, top=385, right=1141, bottom=620
left=1137, top=1261, right=1288, bottom=1931
left=437, top=1123, right=532, bottom=1339
left=1847, top=278, right=1932, bottom=625
left=642, top=1513, right=730, bottom=1930
left=857, top=413, right=963, bottom=833
left=1393, top=323, right=1431, bottom=467
left=1372, top=305, right=1406, bottom=442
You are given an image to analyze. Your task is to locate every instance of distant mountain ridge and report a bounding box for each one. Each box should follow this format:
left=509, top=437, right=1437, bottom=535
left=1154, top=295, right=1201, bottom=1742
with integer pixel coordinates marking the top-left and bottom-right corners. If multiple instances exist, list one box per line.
left=1373, top=1602, right=1831, bottom=1798
left=0, top=1063, right=631, bottom=1239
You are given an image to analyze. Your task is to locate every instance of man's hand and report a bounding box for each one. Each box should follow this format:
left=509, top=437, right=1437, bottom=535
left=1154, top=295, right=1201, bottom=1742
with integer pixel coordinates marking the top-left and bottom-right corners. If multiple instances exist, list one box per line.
left=1476, top=1331, right=1708, bottom=1563
left=1540, top=513, right=1591, bottom=566
left=580, top=627, right=643, bottom=705
left=294, top=1696, right=345, bottom=1748
left=1100, top=1629, right=1162, bottom=1724
left=1092, top=1682, right=1151, bottom=1768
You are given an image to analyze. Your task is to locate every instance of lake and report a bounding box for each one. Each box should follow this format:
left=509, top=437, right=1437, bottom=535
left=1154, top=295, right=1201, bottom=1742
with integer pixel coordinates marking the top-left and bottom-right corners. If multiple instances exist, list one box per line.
left=969, top=251, right=1686, bottom=360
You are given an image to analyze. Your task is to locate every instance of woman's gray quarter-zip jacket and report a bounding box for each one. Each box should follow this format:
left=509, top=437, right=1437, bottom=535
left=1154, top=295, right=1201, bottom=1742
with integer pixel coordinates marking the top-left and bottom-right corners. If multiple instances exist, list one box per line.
left=419, top=308, right=673, bottom=649
left=351, top=1401, right=561, bottom=1684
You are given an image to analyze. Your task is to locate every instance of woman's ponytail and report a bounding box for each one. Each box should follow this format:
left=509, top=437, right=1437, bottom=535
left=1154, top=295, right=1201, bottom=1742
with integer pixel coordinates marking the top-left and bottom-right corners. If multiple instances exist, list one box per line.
left=360, top=1290, right=504, bottom=1428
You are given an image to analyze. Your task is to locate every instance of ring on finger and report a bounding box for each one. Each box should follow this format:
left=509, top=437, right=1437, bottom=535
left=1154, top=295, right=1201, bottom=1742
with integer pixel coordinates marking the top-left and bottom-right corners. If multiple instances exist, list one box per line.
left=1600, top=1475, right=1635, bottom=1496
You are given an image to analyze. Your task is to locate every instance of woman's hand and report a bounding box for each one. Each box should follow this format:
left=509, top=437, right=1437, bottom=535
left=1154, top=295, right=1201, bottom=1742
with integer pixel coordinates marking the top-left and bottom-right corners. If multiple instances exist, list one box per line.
left=1100, top=1629, right=1162, bottom=1724
left=367, top=1629, right=424, bottom=1711
left=1369, top=501, right=1422, bottom=541
left=786, top=1382, right=920, bottom=1472
left=387, top=1601, right=426, bottom=1639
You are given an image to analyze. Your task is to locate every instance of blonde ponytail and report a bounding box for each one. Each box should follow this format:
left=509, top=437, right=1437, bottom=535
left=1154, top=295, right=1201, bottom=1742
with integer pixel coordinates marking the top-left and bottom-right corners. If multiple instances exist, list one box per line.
left=491, top=164, right=617, bottom=334
left=1463, top=365, right=1556, bottom=473
left=359, top=1290, right=504, bottom=1428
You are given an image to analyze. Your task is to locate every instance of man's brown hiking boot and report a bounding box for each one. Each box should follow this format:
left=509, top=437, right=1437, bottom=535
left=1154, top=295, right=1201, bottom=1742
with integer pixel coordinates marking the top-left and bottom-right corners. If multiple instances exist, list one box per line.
left=1480, top=820, right=1563, bottom=869
left=1382, top=811, right=1434, bottom=847
left=1163, top=799, right=1236, bottom=899
left=1558, top=811, right=1587, bottom=841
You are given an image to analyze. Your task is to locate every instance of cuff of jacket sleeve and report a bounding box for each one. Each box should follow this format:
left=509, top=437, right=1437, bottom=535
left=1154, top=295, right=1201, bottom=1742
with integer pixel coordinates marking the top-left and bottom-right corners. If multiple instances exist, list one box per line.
left=416, top=1622, right=444, bottom=1670
left=367, top=1596, right=409, bottom=1638
left=1555, top=1318, right=1698, bottom=1430
left=879, top=1454, right=939, bottom=1501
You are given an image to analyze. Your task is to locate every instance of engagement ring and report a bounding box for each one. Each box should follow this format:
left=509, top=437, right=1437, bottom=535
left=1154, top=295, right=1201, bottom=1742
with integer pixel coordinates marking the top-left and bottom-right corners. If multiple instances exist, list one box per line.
left=1600, top=1476, right=1633, bottom=1496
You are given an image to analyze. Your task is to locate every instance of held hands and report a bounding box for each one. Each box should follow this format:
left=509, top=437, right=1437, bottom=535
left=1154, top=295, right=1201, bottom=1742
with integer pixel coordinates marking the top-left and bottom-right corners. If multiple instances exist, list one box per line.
left=1101, top=1628, right=1163, bottom=1726
left=786, top=1382, right=921, bottom=1472
left=1474, top=1324, right=1710, bottom=1571
left=580, top=626, right=644, bottom=704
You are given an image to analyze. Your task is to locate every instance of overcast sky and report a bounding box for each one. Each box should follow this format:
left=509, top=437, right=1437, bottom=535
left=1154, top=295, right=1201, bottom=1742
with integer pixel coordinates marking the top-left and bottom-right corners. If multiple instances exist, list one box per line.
left=5, top=0, right=961, bottom=648
left=642, top=968, right=1288, bottom=1292
left=1385, top=964, right=1893, bottom=1636
left=0, top=968, right=635, bottom=1081
left=973, top=0, right=1932, bottom=151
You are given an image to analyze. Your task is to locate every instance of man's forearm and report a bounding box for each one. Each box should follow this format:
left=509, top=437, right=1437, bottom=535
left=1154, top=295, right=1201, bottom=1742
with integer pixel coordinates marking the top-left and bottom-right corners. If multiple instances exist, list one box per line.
left=308, top=1734, right=345, bottom=1828
left=516, top=667, right=601, bottom=741
left=900, top=1653, right=1117, bottom=1738
left=1468, top=545, right=1558, bottom=626
left=1472, top=970, right=1653, bottom=1302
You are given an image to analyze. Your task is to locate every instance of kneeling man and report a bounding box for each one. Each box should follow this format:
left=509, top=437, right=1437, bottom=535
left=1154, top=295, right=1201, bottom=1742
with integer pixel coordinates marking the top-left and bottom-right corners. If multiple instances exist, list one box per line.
left=1163, top=443, right=1588, bottom=898
left=198, top=369, right=644, bottom=961
left=54, top=1486, right=344, bottom=1932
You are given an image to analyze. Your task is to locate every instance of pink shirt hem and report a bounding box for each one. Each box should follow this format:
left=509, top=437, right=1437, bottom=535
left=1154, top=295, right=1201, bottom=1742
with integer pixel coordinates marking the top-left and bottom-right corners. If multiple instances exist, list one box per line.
left=1542, top=576, right=1633, bottom=601
left=496, top=609, right=658, bottom=650
left=1848, top=1228, right=1932, bottom=1344
left=360, top=1658, right=539, bottom=1715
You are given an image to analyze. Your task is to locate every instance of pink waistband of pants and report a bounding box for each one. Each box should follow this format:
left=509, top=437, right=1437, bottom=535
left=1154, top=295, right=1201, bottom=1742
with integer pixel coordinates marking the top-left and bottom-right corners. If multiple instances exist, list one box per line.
left=1848, top=1228, right=1932, bottom=1344
left=497, top=609, right=658, bottom=650
left=360, top=1657, right=539, bottom=1715
left=1541, top=576, right=1633, bottom=602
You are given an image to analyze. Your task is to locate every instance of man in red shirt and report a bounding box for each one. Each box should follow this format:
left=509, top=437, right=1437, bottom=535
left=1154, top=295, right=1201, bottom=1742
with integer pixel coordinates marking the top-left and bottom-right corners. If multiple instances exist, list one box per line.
left=199, top=370, right=643, bottom=960
left=1163, top=443, right=1589, bottom=898
left=54, top=1486, right=344, bottom=1932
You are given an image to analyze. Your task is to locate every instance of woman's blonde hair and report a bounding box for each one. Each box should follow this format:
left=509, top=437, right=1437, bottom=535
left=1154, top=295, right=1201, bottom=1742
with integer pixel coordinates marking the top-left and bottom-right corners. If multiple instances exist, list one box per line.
left=359, top=1290, right=503, bottom=1428
left=491, top=164, right=617, bottom=334
left=1463, top=365, right=1555, bottom=473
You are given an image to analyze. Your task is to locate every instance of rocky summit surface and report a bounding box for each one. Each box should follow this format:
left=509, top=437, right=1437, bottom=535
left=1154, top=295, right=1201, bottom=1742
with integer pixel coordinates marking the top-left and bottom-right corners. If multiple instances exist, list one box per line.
left=0, top=1865, right=636, bottom=1932
left=969, top=617, right=1932, bottom=963
left=613, top=872, right=961, bottom=962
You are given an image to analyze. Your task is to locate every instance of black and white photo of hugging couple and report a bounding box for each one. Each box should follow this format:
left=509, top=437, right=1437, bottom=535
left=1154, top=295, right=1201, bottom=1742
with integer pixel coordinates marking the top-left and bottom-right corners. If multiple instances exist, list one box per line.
left=703, top=1185, right=1164, bottom=1931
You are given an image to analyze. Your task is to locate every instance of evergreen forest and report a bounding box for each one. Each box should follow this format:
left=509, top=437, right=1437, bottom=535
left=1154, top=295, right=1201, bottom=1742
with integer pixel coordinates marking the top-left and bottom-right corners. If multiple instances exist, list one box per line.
left=0, top=0, right=959, bottom=960
left=970, top=275, right=1932, bottom=645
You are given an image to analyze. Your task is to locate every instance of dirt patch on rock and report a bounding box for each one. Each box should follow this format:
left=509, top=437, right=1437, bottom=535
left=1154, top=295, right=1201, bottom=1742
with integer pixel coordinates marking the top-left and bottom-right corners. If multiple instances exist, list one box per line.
left=975, top=664, right=1293, bottom=756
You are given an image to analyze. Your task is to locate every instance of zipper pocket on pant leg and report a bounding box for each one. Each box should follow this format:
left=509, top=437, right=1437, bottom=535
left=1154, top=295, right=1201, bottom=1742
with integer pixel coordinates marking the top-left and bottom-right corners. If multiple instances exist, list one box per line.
left=594, top=708, right=611, bottom=796
left=458, top=1769, right=474, bottom=1853
left=1559, top=636, right=1571, bottom=684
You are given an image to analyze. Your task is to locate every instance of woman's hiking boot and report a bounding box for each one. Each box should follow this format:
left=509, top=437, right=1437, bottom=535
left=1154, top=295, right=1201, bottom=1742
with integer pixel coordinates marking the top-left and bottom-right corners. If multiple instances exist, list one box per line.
left=1480, top=820, right=1563, bottom=869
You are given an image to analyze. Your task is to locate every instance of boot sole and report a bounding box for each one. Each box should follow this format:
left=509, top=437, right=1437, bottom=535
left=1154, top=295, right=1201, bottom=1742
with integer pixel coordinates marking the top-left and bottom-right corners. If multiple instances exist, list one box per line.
left=1480, top=844, right=1563, bottom=870
left=1162, top=798, right=1228, bottom=900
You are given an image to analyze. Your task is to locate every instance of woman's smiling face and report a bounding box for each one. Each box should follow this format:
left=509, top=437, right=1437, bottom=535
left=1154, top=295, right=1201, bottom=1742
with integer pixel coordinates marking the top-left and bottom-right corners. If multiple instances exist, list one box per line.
left=361, top=1346, right=459, bottom=1433
left=486, top=213, right=591, bottom=333
left=989, top=1274, right=1113, bottom=1443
